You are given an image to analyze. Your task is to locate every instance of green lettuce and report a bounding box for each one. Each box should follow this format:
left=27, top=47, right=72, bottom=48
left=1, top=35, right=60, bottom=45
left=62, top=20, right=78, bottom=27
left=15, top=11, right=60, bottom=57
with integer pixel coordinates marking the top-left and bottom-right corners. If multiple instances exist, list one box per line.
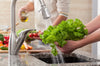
left=40, top=18, right=88, bottom=56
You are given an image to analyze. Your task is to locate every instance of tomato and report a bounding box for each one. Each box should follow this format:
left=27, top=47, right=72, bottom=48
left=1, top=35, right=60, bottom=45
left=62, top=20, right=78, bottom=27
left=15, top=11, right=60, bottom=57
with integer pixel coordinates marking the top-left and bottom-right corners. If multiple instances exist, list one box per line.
left=0, top=41, right=3, bottom=44
left=3, top=41, right=8, bottom=44
left=4, top=36, right=9, bottom=40
left=33, top=33, right=39, bottom=37
left=29, top=33, right=33, bottom=38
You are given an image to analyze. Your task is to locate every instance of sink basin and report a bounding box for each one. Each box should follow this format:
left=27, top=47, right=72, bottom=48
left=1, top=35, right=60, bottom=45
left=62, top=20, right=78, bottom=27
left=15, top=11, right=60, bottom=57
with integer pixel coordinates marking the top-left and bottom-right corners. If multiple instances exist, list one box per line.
left=0, top=52, right=100, bottom=66
left=30, top=53, right=99, bottom=64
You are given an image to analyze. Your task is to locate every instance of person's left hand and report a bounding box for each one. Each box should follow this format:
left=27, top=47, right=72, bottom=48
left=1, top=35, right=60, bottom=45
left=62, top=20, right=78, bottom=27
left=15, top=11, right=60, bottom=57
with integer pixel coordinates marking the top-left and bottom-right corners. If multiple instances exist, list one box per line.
left=33, top=32, right=43, bottom=40
left=55, top=40, right=80, bottom=54
left=33, top=36, right=41, bottom=40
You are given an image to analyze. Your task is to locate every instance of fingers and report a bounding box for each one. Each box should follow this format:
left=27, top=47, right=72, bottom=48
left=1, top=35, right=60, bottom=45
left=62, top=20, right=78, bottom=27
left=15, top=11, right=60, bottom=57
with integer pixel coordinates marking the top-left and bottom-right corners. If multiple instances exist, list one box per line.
left=54, top=42, right=59, bottom=46
left=38, top=31, right=43, bottom=36
left=18, top=8, right=23, bottom=19
left=55, top=42, right=65, bottom=52
left=33, top=36, right=41, bottom=40
left=56, top=45, right=73, bottom=54
left=56, top=45, right=63, bottom=51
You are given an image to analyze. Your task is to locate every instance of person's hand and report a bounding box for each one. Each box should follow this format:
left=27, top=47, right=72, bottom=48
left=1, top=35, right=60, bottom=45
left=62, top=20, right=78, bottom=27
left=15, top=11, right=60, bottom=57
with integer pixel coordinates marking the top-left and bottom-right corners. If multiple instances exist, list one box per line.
left=56, top=40, right=79, bottom=54
left=18, top=7, right=28, bottom=19
left=33, top=32, right=43, bottom=40
left=18, top=2, right=34, bottom=19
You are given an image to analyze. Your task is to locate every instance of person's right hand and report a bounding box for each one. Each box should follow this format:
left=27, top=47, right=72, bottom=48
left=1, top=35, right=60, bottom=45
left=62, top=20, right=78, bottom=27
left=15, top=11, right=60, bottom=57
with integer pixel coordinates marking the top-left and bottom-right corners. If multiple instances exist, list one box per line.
left=18, top=2, right=34, bottom=19
left=18, top=7, right=28, bottom=19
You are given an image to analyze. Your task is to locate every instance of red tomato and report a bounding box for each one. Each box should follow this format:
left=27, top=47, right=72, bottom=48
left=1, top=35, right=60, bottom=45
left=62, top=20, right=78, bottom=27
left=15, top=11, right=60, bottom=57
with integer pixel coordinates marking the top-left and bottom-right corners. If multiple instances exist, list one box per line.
left=0, top=41, right=3, bottom=44
left=3, top=41, right=8, bottom=44
left=29, top=33, right=33, bottom=38
left=4, top=36, right=9, bottom=40
left=33, top=33, right=39, bottom=37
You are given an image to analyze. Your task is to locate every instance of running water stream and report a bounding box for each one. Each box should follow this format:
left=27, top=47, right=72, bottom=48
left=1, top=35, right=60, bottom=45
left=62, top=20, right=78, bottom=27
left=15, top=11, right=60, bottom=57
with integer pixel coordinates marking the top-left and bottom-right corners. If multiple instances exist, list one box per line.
left=44, top=19, right=65, bottom=65
left=50, top=46, right=65, bottom=66
left=44, top=44, right=65, bottom=66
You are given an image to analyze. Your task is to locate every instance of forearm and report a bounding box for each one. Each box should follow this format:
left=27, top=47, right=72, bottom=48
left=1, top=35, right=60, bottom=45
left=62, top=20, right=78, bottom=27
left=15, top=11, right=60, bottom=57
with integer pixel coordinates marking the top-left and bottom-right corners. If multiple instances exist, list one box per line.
left=76, top=28, right=100, bottom=48
left=52, top=15, right=67, bottom=26
left=86, top=15, right=100, bottom=34
left=23, top=2, right=34, bottom=12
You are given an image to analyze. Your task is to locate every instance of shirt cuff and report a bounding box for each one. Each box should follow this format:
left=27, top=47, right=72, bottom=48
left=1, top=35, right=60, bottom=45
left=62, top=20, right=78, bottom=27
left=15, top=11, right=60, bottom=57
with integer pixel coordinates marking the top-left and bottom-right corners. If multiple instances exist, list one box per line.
left=30, top=0, right=34, bottom=2
left=59, top=12, right=68, bottom=17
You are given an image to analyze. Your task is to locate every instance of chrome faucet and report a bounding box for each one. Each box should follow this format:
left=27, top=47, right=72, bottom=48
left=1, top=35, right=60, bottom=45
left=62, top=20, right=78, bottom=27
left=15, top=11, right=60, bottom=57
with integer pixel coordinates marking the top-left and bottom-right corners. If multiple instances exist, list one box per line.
left=9, top=0, right=34, bottom=55
left=9, top=0, right=51, bottom=55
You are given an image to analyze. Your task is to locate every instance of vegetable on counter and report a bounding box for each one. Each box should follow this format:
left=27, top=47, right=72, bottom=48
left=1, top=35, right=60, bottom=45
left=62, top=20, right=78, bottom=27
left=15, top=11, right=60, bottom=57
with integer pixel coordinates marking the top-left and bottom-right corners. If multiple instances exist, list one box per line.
left=40, top=19, right=88, bottom=56
left=0, top=33, right=9, bottom=50
left=20, top=44, right=26, bottom=50
left=23, top=42, right=33, bottom=50
left=0, top=34, right=4, bottom=42
left=0, top=31, right=35, bottom=50
left=0, top=45, right=8, bottom=50
left=0, top=41, right=3, bottom=47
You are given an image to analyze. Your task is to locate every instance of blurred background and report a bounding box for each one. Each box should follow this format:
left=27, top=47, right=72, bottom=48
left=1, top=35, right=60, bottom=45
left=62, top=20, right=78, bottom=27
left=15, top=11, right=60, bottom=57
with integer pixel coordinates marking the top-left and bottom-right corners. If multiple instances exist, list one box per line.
left=0, top=0, right=92, bottom=53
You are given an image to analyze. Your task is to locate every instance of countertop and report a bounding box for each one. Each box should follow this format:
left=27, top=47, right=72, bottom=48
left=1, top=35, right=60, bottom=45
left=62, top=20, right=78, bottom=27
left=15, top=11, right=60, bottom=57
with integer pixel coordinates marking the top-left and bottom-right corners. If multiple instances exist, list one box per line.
left=0, top=41, right=99, bottom=66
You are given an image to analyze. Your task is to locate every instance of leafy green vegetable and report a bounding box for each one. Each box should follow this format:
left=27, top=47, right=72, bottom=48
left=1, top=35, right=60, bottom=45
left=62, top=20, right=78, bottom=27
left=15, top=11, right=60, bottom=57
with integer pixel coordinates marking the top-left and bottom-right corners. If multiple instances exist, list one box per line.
left=40, top=18, right=88, bottom=56
left=0, top=46, right=8, bottom=50
left=0, top=34, right=4, bottom=42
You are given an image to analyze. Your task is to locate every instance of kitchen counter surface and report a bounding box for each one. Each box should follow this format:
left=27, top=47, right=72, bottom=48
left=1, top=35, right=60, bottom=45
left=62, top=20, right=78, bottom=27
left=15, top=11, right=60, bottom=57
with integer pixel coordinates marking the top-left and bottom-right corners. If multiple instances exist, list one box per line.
left=0, top=40, right=99, bottom=66
left=0, top=50, right=100, bottom=66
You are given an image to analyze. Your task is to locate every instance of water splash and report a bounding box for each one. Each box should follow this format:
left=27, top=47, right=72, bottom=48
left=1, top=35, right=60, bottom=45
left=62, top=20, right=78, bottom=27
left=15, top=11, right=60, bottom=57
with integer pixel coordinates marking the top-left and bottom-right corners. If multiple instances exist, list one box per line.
left=57, top=47, right=65, bottom=64
left=46, top=45, right=65, bottom=66
left=45, top=18, right=52, bottom=30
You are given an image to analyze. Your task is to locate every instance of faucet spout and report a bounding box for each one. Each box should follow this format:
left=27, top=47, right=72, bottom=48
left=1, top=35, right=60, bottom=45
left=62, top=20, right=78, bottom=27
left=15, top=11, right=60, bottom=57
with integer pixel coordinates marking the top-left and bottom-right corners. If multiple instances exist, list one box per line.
left=14, top=29, right=35, bottom=55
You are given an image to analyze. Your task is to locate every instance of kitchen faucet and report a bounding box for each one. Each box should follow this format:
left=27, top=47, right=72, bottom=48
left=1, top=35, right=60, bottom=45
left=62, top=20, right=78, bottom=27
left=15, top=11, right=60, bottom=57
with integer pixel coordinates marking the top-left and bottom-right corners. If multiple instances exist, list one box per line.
left=9, top=0, right=51, bottom=55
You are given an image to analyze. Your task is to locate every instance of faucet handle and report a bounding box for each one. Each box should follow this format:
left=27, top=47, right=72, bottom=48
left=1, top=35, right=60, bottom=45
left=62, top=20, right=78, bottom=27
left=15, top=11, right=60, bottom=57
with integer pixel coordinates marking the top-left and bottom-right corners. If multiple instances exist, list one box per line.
left=18, top=29, right=36, bottom=36
left=14, top=29, right=35, bottom=55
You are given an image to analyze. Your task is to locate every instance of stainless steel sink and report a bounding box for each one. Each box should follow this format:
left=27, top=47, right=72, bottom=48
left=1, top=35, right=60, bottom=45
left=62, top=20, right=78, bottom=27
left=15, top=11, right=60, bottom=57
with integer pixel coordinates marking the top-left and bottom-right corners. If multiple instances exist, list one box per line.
left=0, top=53, right=100, bottom=66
